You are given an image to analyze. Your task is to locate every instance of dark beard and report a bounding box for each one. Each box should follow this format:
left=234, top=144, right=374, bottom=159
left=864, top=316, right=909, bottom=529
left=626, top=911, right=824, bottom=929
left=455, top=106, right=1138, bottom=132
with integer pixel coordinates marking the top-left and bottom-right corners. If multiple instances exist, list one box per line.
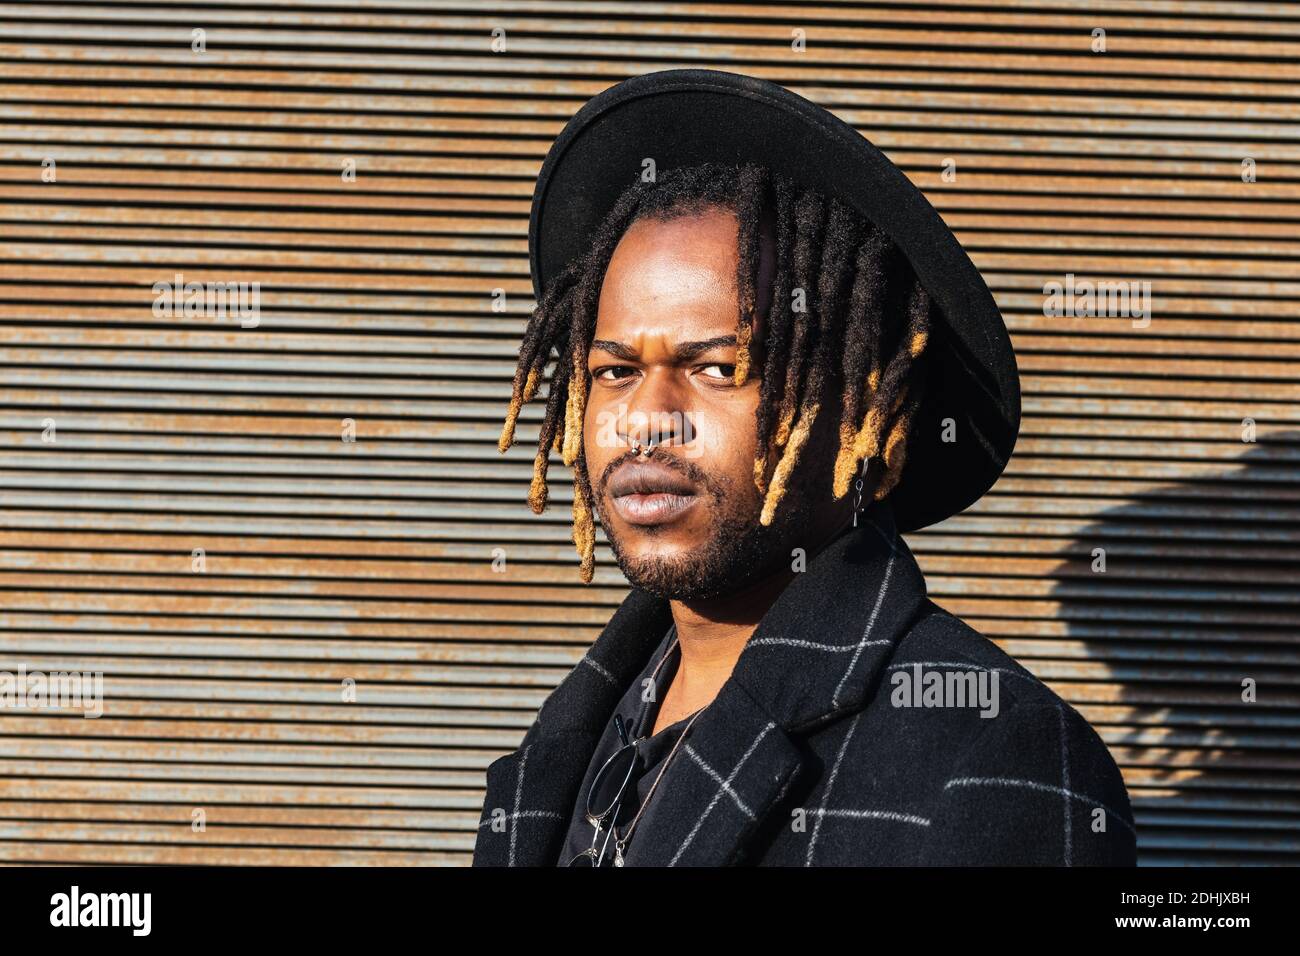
left=591, top=451, right=817, bottom=601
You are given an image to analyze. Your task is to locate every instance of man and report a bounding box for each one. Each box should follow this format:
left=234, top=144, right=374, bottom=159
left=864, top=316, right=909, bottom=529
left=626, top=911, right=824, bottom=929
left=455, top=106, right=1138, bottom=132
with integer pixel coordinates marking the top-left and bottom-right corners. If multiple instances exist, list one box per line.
left=474, top=69, right=1136, bottom=866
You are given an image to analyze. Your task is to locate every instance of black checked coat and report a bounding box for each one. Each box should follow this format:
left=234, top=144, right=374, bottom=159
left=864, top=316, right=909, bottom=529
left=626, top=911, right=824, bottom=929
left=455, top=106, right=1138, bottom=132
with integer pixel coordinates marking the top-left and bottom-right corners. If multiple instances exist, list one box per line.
left=472, top=504, right=1138, bottom=866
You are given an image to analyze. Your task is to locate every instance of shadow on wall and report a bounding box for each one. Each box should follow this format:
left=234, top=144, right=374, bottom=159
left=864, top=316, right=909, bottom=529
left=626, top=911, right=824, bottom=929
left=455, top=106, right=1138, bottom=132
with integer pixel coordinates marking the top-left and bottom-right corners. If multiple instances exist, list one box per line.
left=1050, top=428, right=1300, bottom=866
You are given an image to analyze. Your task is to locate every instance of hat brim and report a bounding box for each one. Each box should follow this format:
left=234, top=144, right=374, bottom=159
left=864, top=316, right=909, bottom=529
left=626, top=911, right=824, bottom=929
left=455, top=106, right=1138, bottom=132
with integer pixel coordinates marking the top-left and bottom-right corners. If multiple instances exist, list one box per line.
left=529, top=68, right=1020, bottom=532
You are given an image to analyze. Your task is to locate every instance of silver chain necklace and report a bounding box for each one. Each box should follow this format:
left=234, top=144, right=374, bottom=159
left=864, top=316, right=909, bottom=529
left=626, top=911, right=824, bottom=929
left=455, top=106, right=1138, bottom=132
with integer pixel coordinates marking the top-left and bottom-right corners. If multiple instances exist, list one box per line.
left=612, top=704, right=706, bottom=866
left=605, top=627, right=706, bottom=866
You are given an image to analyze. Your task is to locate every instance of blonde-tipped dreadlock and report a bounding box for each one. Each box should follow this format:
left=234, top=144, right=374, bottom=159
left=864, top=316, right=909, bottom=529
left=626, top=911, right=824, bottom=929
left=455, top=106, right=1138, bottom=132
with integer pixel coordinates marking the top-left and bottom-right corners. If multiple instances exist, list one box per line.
left=570, top=449, right=597, bottom=583
left=498, top=163, right=933, bottom=580
left=758, top=194, right=860, bottom=524
left=826, top=281, right=931, bottom=505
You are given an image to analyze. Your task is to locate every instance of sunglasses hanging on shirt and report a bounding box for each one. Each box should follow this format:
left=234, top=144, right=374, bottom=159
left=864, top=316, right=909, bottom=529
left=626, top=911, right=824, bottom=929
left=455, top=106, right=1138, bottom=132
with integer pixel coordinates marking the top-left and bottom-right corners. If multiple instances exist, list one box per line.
left=569, top=713, right=641, bottom=867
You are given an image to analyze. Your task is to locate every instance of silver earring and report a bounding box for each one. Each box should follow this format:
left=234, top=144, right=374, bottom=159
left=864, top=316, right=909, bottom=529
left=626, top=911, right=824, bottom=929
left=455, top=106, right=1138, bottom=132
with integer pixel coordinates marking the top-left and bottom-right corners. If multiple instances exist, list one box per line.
left=852, top=458, right=870, bottom=526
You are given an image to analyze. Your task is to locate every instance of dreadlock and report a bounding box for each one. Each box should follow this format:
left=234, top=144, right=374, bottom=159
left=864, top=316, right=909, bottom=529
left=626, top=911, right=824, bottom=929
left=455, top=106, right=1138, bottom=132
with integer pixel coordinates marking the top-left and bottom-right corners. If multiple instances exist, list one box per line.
left=498, top=163, right=932, bottom=583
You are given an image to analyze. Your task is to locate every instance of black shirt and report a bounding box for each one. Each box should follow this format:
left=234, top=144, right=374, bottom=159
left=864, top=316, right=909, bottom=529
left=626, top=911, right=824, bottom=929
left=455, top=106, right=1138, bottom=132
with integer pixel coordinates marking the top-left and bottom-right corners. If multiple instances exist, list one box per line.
left=556, top=624, right=700, bottom=866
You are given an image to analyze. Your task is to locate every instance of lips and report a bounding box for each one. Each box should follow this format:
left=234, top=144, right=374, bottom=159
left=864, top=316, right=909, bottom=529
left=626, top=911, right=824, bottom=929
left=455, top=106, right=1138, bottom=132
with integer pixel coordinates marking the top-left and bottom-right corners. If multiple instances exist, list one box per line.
left=606, top=459, right=701, bottom=527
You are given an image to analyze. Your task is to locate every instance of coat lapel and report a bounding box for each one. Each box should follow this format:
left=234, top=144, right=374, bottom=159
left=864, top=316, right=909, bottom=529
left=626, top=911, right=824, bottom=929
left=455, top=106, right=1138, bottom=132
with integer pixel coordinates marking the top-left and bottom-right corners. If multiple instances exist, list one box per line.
left=620, top=676, right=806, bottom=866
left=474, top=501, right=930, bottom=867
left=473, top=587, right=673, bottom=866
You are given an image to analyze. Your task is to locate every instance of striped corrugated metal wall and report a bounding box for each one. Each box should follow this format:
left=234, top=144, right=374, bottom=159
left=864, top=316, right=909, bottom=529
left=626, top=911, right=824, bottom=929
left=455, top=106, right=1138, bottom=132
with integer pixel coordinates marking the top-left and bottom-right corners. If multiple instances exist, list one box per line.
left=0, top=1, right=1296, bottom=866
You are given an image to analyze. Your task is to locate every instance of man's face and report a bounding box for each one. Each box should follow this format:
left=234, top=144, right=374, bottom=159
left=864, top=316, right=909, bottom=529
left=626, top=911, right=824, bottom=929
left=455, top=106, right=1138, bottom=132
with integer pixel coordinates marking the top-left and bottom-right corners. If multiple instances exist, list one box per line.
left=582, top=206, right=838, bottom=601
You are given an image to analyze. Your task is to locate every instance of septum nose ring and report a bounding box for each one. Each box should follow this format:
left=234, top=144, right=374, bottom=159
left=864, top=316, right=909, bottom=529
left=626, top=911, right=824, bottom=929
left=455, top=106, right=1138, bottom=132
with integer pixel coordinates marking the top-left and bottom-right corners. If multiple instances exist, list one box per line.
left=629, top=438, right=656, bottom=458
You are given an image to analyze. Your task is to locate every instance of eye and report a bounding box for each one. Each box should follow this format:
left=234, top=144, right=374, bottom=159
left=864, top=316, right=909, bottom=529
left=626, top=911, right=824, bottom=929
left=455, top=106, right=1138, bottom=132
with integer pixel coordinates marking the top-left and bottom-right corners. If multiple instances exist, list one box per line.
left=700, top=363, right=736, bottom=380
left=594, top=365, right=637, bottom=382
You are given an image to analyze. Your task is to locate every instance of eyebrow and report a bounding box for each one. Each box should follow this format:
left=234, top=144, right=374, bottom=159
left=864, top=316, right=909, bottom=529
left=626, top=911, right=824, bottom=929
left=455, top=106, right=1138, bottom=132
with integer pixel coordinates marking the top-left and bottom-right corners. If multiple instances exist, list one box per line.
left=590, top=335, right=737, bottom=363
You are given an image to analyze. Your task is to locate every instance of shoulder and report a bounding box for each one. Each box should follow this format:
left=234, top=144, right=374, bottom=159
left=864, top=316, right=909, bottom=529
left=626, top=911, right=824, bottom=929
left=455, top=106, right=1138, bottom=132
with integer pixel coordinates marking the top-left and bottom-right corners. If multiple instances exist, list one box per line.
left=887, top=599, right=1118, bottom=767
left=895, top=600, right=1035, bottom=682
left=891, top=599, right=1065, bottom=710
left=881, top=600, right=1137, bottom=864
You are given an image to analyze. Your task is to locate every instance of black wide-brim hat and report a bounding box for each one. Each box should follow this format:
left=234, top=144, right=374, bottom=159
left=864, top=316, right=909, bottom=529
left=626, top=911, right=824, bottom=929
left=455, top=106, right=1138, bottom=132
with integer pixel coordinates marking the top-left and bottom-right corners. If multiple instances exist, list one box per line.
left=529, top=68, right=1020, bottom=532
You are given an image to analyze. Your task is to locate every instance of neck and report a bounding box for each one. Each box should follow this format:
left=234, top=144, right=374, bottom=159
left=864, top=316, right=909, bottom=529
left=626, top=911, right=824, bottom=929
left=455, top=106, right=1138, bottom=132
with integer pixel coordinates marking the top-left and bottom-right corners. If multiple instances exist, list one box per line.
left=668, top=561, right=794, bottom=673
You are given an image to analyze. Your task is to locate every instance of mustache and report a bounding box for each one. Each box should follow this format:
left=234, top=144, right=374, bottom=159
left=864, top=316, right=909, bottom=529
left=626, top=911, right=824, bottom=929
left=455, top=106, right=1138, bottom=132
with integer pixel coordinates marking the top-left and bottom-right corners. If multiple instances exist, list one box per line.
left=595, top=449, right=721, bottom=500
